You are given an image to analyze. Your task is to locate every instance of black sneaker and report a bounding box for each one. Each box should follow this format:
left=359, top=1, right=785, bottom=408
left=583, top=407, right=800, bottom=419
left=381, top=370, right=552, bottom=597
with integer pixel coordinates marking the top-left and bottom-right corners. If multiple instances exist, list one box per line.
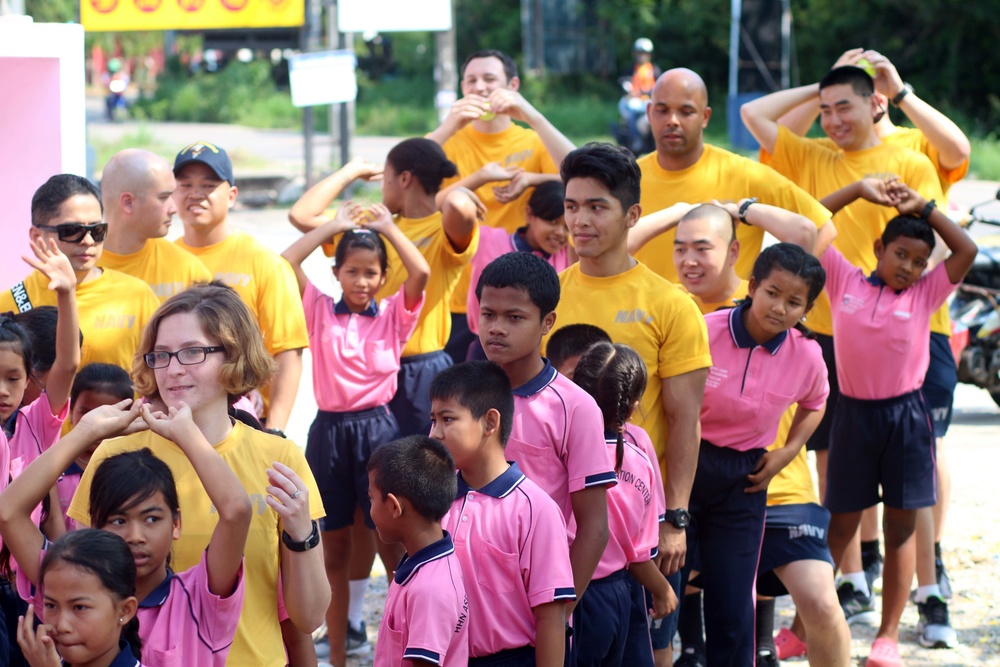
left=837, top=581, right=878, bottom=625
left=936, top=557, right=953, bottom=599
left=674, top=647, right=707, bottom=667
left=756, top=648, right=780, bottom=667
left=917, top=596, right=958, bottom=648
left=346, top=621, right=370, bottom=656
left=863, top=551, right=884, bottom=594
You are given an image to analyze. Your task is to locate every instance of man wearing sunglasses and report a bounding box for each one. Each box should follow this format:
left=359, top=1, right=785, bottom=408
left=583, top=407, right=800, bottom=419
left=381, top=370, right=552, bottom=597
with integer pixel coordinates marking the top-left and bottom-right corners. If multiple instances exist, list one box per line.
left=0, top=174, right=160, bottom=373
left=99, top=149, right=212, bottom=302
left=171, top=141, right=307, bottom=435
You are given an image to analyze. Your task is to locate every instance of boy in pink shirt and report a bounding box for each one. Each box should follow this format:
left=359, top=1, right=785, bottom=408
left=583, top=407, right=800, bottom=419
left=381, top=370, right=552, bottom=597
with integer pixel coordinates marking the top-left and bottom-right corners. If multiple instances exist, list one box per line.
left=367, top=436, right=468, bottom=667
left=817, top=181, right=976, bottom=667
left=431, top=360, right=575, bottom=665
left=475, top=251, right=616, bottom=618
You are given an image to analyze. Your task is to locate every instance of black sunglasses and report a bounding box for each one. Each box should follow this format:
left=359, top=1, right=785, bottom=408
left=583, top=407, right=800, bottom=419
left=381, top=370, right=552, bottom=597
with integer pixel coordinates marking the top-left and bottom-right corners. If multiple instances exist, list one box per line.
left=35, top=222, right=108, bottom=243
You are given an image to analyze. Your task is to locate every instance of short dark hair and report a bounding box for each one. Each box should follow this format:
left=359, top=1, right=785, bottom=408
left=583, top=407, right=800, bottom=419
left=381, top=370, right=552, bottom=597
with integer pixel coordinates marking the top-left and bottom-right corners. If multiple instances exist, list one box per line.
left=368, top=435, right=456, bottom=522
left=90, top=448, right=180, bottom=529
left=430, top=361, right=514, bottom=445
left=11, top=306, right=84, bottom=376
left=386, top=138, right=458, bottom=196
left=461, top=49, right=518, bottom=82
left=527, top=181, right=565, bottom=222
left=560, top=142, right=641, bottom=210
left=71, top=363, right=134, bottom=405
left=547, top=324, right=612, bottom=370
left=476, top=252, right=561, bottom=317
left=881, top=215, right=936, bottom=251
left=819, top=66, right=875, bottom=97
left=334, top=228, right=389, bottom=274
left=31, top=174, right=102, bottom=227
left=750, top=243, right=827, bottom=306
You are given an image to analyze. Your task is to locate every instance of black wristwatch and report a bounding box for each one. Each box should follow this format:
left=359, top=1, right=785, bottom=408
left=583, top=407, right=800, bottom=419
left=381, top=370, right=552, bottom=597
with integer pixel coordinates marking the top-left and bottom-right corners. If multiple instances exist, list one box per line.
left=282, top=520, right=320, bottom=552
left=891, top=83, right=913, bottom=107
left=920, top=199, right=937, bottom=221
left=664, top=508, right=691, bottom=529
left=738, top=198, right=758, bottom=226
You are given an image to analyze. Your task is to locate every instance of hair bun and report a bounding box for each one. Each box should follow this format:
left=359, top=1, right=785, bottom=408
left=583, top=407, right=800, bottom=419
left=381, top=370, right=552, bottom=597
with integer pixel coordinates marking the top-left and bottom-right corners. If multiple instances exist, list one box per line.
left=441, top=160, right=458, bottom=179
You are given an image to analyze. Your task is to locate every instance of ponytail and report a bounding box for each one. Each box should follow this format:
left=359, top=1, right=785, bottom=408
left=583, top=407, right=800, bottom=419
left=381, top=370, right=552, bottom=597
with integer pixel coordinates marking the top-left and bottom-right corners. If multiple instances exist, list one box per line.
left=122, top=615, right=143, bottom=661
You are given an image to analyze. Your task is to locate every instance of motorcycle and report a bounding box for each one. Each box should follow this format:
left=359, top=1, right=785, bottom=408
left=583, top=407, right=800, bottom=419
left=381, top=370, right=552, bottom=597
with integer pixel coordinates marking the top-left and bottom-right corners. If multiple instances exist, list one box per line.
left=949, top=188, right=1000, bottom=406
left=612, top=80, right=655, bottom=157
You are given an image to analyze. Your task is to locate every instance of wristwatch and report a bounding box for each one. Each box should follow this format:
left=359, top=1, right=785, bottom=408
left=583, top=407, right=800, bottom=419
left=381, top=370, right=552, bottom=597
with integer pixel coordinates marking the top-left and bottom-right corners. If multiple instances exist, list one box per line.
left=664, top=508, right=691, bottom=529
left=738, top=198, right=758, bottom=226
left=282, top=520, right=321, bottom=552
left=920, top=199, right=937, bottom=220
left=891, top=82, right=913, bottom=107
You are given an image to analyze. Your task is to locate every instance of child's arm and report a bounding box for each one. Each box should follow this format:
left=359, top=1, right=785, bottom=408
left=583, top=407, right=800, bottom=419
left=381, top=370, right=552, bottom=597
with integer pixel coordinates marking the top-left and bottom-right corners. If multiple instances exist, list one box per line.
left=745, top=405, right=824, bottom=494
left=363, top=203, right=431, bottom=310
left=140, top=403, right=252, bottom=597
left=288, top=158, right=382, bottom=233
left=493, top=172, right=562, bottom=205
left=21, top=238, right=79, bottom=415
left=819, top=177, right=907, bottom=216
left=0, top=400, right=143, bottom=585
left=894, top=186, right=978, bottom=283
left=41, top=485, right=66, bottom=541
left=628, top=559, right=677, bottom=619
left=532, top=601, right=567, bottom=667
left=567, top=487, right=610, bottom=616
left=440, top=186, right=485, bottom=254
left=433, top=162, right=523, bottom=210
left=271, top=462, right=329, bottom=632
left=626, top=202, right=696, bottom=255
left=281, top=204, right=362, bottom=295
left=717, top=199, right=817, bottom=254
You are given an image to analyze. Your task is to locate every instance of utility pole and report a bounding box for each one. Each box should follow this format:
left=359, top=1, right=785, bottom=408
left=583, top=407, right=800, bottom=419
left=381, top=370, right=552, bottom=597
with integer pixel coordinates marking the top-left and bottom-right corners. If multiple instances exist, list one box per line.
left=433, top=0, right=457, bottom=123
left=302, top=0, right=322, bottom=187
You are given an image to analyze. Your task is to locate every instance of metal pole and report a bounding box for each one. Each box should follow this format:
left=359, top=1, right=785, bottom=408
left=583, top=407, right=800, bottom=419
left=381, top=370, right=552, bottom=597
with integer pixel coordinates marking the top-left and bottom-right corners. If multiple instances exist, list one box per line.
left=328, top=0, right=338, bottom=169
left=434, top=0, right=458, bottom=124
left=303, top=0, right=321, bottom=187
left=728, top=0, right=741, bottom=100
left=780, top=0, right=791, bottom=90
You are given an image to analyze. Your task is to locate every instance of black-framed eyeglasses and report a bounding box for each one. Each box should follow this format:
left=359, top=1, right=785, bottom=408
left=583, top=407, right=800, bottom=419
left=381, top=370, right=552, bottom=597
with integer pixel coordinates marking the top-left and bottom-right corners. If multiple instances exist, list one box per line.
left=144, top=346, right=224, bottom=369
left=35, top=222, right=109, bottom=243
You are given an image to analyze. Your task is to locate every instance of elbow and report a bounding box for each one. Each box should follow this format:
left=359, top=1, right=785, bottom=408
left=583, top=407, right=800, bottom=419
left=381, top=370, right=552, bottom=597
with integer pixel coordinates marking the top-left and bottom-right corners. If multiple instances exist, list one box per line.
left=797, top=223, right=818, bottom=253
left=223, top=496, right=253, bottom=529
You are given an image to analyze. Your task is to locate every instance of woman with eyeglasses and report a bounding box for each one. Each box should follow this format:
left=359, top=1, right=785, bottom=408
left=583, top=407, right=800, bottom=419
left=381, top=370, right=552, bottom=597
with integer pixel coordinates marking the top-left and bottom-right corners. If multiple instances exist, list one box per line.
left=67, top=282, right=330, bottom=667
left=0, top=174, right=160, bottom=372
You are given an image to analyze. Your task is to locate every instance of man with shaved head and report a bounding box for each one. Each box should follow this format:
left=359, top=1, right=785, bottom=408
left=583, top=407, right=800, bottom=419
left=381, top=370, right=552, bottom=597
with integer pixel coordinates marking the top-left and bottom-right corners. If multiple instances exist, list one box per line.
left=100, top=149, right=212, bottom=301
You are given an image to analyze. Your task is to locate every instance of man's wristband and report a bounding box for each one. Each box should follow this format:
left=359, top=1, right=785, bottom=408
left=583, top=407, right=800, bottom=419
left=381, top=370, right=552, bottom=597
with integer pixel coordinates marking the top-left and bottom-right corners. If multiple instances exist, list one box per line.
left=920, top=199, right=937, bottom=220
left=738, top=198, right=758, bottom=226
left=891, top=83, right=913, bottom=107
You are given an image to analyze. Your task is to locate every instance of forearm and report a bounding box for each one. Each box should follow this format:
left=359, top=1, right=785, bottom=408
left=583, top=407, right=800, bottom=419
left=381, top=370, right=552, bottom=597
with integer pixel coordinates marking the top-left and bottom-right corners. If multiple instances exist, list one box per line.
left=897, top=94, right=971, bottom=170
left=628, top=558, right=668, bottom=594
left=288, top=169, right=357, bottom=232
left=568, top=509, right=609, bottom=608
left=740, top=84, right=820, bottom=153
left=281, top=223, right=339, bottom=269
left=280, top=545, right=330, bottom=632
left=820, top=181, right=863, bottom=215
left=627, top=209, right=683, bottom=254
left=777, top=98, right=821, bottom=136
left=266, top=350, right=303, bottom=430
left=425, top=118, right=461, bottom=146
left=743, top=203, right=817, bottom=253
left=182, top=433, right=252, bottom=522
left=927, top=207, right=977, bottom=281
left=47, top=288, right=80, bottom=411
left=532, top=602, right=567, bottom=667
left=441, top=190, right=479, bottom=251
left=781, top=407, right=824, bottom=458
left=522, top=107, right=575, bottom=164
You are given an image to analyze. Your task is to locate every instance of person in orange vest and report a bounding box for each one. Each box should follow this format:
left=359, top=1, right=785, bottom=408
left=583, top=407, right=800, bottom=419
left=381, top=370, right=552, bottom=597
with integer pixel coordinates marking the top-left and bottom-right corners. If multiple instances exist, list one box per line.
left=618, top=38, right=661, bottom=155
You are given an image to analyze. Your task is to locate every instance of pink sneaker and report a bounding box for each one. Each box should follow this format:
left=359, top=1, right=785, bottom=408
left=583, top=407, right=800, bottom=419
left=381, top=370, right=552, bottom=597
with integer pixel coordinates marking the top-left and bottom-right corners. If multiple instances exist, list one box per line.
left=866, top=638, right=903, bottom=667
left=774, top=627, right=807, bottom=659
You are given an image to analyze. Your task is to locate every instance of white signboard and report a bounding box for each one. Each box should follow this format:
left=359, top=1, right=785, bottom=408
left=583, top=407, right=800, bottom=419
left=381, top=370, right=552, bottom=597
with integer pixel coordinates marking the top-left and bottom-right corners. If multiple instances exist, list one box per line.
left=338, top=0, right=452, bottom=32
left=288, top=50, right=357, bottom=108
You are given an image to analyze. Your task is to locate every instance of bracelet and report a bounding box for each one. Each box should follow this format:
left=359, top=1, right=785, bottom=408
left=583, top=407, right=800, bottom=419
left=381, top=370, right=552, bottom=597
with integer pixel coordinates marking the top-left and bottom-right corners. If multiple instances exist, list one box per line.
left=891, top=83, right=913, bottom=107
left=738, top=198, right=758, bottom=225
left=920, top=199, right=937, bottom=220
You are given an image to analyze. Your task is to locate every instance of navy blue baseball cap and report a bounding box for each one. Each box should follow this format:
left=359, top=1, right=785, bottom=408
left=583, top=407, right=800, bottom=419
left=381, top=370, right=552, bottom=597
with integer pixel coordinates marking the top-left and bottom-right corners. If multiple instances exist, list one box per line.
left=173, top=141, right=234, bottom=185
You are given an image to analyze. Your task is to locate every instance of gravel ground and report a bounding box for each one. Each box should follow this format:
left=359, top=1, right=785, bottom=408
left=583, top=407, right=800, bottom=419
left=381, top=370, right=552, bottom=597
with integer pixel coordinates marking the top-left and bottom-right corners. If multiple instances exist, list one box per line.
left=339, top=384, right=1000, bottom=667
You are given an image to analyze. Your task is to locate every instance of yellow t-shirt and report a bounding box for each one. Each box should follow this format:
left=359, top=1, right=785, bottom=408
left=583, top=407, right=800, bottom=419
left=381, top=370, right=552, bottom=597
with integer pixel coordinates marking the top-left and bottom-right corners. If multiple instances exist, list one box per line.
left=634, top=146, right=833, bottom=332
left=442, top=123, right=560, bottom=313
left=765, top=408, right=818, bottom=506
left=767, top=125, right=947, bottom=336
left=99, top=238, right=213, bottom=303
left=0, top=268, right=159, bottom=371
left=375, top=212, right=479, bottom=356
left=67, top=422, right=325, bottom=667
left=547, top=262, right=712, bottom=466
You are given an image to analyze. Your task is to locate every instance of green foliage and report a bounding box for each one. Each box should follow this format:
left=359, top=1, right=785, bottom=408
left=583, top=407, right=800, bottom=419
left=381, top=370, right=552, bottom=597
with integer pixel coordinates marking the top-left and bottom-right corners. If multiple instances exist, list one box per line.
left=25, top=0, right=74, bottom=23
left=454, top=0, right=521, bottom=66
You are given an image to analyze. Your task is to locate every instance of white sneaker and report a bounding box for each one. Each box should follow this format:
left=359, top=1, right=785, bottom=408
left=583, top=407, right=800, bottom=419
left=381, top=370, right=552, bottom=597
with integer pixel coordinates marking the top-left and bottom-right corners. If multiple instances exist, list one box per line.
left=917, top=596, right=958, bottom=649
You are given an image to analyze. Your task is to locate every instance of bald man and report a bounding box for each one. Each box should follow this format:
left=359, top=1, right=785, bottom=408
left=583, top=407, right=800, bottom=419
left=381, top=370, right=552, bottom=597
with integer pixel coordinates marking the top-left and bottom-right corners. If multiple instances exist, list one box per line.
left=100, top=149, right=212, bottom=302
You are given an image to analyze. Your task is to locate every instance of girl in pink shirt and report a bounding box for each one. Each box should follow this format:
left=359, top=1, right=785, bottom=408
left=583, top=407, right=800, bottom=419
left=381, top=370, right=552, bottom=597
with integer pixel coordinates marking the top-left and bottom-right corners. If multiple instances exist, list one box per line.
left=572, top=342, right=675, bottom=667
left=282, top=201, right=429, bottom=665
left=0, top=395, right=252, bottom=667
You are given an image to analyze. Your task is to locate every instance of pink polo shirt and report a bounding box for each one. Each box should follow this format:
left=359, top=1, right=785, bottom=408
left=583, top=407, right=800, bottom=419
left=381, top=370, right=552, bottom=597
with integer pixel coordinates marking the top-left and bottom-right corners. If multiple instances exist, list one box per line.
left=593, top=435, right=660, bottom=579
left=821, top=247, right=957, bottom=400
left=443, top=463, right=576, bottom=658
left=9, top=394, right=69, bottom=479
left=56, top=462, right=83, bottom=532
left=701, top=305, right=828, bottom=451
left=303, top=281, right=423, bottom=412
left=21, top=550, right=245, bottom=667
left=624, top=425, right=666, bottom=523
left=466, top=227, right=572, bottom=334
left=375, top=534, right=468, bottom=667
left=507, top=361, right=617, bottom=529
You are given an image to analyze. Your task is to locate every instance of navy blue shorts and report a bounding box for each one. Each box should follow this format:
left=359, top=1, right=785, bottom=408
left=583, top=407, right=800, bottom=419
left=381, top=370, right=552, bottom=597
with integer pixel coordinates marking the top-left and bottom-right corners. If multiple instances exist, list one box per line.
left=388, top=350, right=452, bottom=437
left=922, top=332, right=958, bottom=438
left=825, top=390, right=937, bottom=513
left=622, top=576, right=654, bottom=667
left=628, top=569, right=680, bottom=654
left=757, top=503, right=834, bottom=597
left=806, top=334, right=838, bottom=451
left=305, top=406, right=400, bottom=531
left=469, top=645, right=535, bottom=666
left=571, top=569, right=631, bottom=667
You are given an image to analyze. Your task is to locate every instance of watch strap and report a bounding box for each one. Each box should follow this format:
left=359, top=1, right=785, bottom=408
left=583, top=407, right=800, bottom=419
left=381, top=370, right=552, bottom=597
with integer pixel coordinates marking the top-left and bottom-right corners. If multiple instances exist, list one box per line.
left=738, top=198, right=758, bottom=225
left=891, top=83, right=912, bottom=107
left=282, top=520, right=320, bottom=552
left=920, top=199, right=937, bottom=221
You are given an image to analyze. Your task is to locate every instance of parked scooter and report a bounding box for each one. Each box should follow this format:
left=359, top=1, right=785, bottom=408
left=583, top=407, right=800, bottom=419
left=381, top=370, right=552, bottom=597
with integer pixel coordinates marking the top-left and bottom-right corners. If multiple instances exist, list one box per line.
left=950, top=188, right=1000, bottom=406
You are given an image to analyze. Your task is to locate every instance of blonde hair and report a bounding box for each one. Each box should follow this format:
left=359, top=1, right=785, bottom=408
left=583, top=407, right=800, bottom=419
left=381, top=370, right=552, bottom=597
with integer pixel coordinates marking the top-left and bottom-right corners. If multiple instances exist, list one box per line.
left=131, top=282, right=276, bottom=405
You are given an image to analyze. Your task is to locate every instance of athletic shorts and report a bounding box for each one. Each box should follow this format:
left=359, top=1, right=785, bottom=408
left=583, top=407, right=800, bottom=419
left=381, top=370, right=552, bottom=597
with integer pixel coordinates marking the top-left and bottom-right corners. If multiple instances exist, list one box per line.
left=825, top=390, right=937, bottom=513
left=922, top=332, right=958, bottom=438
left=644, top=570, right=681, bottom=650
left=571, top=570, right=631, bottom=667
left=388, top=350, right=453, bottom=437
left=469, top=646, right=535, bottom=666
left=757, top=503, right=834, bottom=597
left=305, top=406, right=400, bottom=531
left=806, top=334, right=838, bottom=451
